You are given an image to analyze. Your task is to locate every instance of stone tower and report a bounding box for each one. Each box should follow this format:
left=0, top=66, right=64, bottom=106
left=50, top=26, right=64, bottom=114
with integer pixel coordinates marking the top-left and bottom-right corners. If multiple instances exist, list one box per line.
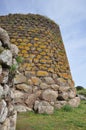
left=0, top=14, right=80, bottom=114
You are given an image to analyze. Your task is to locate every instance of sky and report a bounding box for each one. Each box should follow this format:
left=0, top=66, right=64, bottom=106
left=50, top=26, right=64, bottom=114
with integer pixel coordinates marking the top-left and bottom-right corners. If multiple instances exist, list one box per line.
left=0, top=0, right=86, bottom=88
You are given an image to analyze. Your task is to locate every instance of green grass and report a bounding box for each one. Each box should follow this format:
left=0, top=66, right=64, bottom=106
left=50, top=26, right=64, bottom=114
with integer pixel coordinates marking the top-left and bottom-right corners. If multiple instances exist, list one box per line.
left=16, top=101, right=86, bottom=130
left=77, top=89, right=86, bottom=97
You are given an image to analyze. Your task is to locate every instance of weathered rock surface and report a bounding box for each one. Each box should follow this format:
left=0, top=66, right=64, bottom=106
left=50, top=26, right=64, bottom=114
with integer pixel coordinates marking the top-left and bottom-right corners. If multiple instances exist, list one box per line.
left=42, top=89, right=58, bottom=102
left=14, top=73, right=27, bottom=84
left=0, top=27, right=18, bottom=130
left=68, top=97, right=80, bottom=107
left=16, top=84, right=32, bottom=93
left=0, top=27, right=10, bottom=48
left=0, top=100, right=8, bottom=123
left=34, top=101, right=54, bottom=114
left=0, top=50, right=12, bottom=66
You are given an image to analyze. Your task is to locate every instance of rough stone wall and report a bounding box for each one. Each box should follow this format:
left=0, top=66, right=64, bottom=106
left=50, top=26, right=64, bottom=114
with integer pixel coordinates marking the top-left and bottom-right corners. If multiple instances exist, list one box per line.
left=0, top=27, right=18, bottom=130
left=0, top=14, right=80, bottom=114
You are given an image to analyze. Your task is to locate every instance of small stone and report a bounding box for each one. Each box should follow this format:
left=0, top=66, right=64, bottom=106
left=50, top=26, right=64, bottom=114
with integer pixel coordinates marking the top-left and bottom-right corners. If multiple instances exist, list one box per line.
left=0, top=50, right=12, bottom=66
left=16, top=84, right=32, bottom=93
left=58, top=92, right=68, bottom=100
left=0, top=85, right=3, bottom=99
left=14, top=105, right=32, bottom=112
left=51, top=84, right=60, bottom=90
left=44, top=77, right=55, bottom=85
left=3, top=84, right=9, bottom=97
left=13, top=90, right=24, bottom=99
left=37, top=71, right=49, bottom=77
left=31, top=77, right=41, bottom=85
left=68, top=89, right=76, bottom=98
left=9, top=111, right=17, bottom=130
left=0, top=41, right=2, bottom=46
left=56, top=78, right=67, bottom=86
left=0, top=27, right=11, bottom=48
left=0, top=100, right=8, bottom=123
left=68, top=97, right=80, bottom=107
left=2, top=70, right=9, bottom=84
left=1, top=118, right=10, bottom=130
left=42, top=89, right=58, bottom=102
left=0, top=65, right=2, bottom=74
left=14, top=73, right=27, bottom=84
left=40, top=83, right=49, bottom=89
left=33, top=86, right=38, bottom=93
left=34, top=101, right=54, bottom=114
left=25, top=91, right=41, bottom=108
left=55, top=101, right=67, bottom=109
left=10, top=44, right=19, bottom=56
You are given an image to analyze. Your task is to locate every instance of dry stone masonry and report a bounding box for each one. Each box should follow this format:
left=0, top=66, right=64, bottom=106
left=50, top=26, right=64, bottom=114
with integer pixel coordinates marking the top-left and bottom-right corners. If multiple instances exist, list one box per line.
left=0, top=27, right=18, bottom=130
left=0, top=14, right=80, bottom=115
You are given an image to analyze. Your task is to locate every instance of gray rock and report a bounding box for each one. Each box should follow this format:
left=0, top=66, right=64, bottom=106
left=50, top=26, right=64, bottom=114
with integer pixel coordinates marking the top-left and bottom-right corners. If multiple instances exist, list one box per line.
left=0, top=41, right=2, bottom=46
left=51, top=84, right=60, bottom=90
left=0, top=85, right=3, bottom=99
left=0, top=27, right=11, bottom=48
left=55, top=101, right=67, bottom=109
left=0, top=65, right=2, bottom=75
left=42, top=89, right=58, bottom=102
left=14, top=73, right=27, bottom=84
left=68, top=97, right=80, bottom=107
left=1, top=118, right=10, bottom=130
left=58, top=92, right=69, bottom=100
left=0, top=100, right=8, bottom=123
left=25, top=91, right=41, bottom=108
left=44, top=77, right=55, bottom=85
left=68, top=90, right=76, bottom=99
left=9, top=111, right=17, bottom=130
left=0, top=50, right=12, bottom=66
left=14, top=105, right=32, bottom=112
left=40, top=83, right=49, bottom=89
left=10, top=44, right=19, bottom=56
left=13, top=90, right=24, bottom=99
left=2, top=70, right=9, bottom=84
left=3, top=84, right=9, bottom=97
left=34, top=101, right=54, bottom=114
left=16, top=84, right=32, bottom=93
left=78, top=94, right=86, bottom=100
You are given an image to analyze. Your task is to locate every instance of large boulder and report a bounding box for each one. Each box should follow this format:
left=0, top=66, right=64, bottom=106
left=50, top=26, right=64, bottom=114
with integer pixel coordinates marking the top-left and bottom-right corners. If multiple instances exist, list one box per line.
left=0, top=50, right=12, bottom=66
left=34, top=101, right=54, bottom=114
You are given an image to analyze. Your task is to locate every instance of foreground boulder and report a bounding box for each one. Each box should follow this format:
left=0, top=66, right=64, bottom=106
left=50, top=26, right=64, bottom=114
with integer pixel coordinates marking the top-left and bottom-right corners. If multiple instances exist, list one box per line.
left=0, top=27, right=18, bottom=130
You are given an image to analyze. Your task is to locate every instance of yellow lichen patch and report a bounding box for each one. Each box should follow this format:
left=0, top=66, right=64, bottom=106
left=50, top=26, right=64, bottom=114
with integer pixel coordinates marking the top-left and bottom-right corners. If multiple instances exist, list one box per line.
left=22, top=63, right=28, bottom=68
left=24, top=46, right=30, bottom=51
left=27, top=43, right=32, bottom=47
left=36, top=55, right=41, bottom=59
left=18, top=26, right=23, bottom=29
left=44, top=56, right=50, bottom=59
left=39, top=45, right=46, bottom=49
left=33, top=58, right=39, bottom=63
left=18, top=53, right=23, bottom=57
left=37, top=71, right=48, bottom=77
left=40, top=59, right=47, bottom=63
left=34, top=38, right=39, bottom=41
left=22, top=50, right=27, bottom=54
left=31, top=77, right=41, bottom=85
left=11, top=39, right=16, bottom=43
left=23, top=53, right=28, bottom=58
left=22, top=39, right=28, bottom=43
left=18, top=45, right=24, bottom=49
left=34, top=43, right=39, bottom=47
left=17, top=39, right=23, bottom=42
left=40, top=52, right=46, bottom=56
left=48, top=68, right=54, bottom=73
